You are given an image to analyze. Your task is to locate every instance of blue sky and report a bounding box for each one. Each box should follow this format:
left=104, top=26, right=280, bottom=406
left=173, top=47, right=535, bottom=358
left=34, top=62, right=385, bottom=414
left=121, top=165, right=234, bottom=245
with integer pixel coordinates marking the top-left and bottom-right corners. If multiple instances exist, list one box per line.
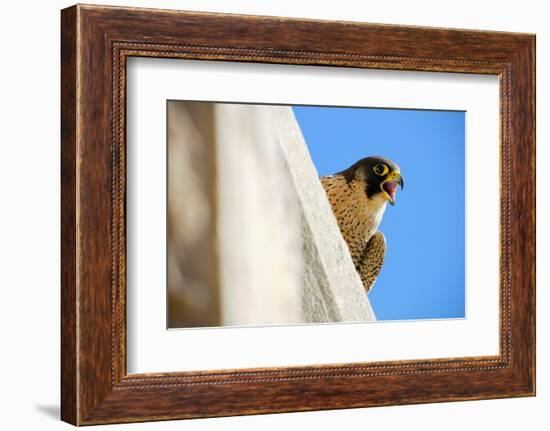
left=293, top=106, right=465, bottom=321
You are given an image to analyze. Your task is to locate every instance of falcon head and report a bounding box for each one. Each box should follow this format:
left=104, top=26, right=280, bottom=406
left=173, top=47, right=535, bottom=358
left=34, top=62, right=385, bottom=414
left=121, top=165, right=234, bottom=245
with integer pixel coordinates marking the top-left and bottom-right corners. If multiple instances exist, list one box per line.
left=349, top=156, right=404, bottom=206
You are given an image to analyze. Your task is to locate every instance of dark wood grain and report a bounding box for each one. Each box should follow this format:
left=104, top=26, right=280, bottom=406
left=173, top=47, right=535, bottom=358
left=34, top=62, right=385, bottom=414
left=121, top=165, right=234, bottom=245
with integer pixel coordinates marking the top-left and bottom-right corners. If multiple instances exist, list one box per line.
left=61, top=4, right=536, bottom=425
left=60, top=5, right=77, bottom=425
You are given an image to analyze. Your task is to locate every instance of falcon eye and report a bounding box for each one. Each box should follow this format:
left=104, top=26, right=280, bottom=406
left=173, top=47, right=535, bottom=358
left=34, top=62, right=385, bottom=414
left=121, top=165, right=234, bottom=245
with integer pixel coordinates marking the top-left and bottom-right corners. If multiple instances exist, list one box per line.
left=373, top=164, right=389, bottom=176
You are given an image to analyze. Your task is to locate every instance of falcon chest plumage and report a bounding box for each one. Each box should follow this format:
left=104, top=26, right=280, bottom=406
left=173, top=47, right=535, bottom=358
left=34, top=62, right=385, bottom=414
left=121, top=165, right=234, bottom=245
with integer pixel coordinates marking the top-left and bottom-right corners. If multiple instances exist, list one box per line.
left=321, top=175, right=386, bottom=260
left=319, top=156, right=404, bottom=293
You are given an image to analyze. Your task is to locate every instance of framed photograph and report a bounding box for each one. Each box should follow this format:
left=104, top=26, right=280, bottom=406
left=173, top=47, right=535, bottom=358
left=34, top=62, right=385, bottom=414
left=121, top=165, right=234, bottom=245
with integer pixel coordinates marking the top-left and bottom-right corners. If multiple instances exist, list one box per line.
left=61, top=4, right=535, bottom=425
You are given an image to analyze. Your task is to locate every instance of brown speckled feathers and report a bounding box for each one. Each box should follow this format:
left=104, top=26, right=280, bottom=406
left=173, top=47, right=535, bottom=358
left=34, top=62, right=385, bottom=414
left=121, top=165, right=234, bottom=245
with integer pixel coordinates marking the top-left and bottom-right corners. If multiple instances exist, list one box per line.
left=321, top=174, right=386, bottom=293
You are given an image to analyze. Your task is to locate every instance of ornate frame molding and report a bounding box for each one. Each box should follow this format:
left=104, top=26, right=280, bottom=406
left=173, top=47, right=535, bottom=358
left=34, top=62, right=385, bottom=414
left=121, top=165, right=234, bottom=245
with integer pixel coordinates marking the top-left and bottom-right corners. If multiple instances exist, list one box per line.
left=61, top=4, right=535, bottom=425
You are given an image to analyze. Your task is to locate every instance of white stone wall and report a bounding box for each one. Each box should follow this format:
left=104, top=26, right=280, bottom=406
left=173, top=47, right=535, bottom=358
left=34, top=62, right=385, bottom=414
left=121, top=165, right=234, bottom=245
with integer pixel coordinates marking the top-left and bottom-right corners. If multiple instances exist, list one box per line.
left=274, top=107, right=376, bottom=323
left=168, top=102, right=375, bottom=327
left=215, top=104, right=303, bottom=326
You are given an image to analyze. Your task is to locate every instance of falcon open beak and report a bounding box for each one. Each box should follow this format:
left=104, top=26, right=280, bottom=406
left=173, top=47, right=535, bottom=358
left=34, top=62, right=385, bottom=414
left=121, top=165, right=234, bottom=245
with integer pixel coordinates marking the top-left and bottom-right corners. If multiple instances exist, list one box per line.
left=381, top=171, right=404, bottom=206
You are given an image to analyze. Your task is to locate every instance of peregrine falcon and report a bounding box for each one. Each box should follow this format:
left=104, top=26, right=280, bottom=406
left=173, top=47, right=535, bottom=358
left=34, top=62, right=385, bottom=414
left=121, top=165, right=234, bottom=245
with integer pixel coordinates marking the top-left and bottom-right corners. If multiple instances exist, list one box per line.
left=320, top=156, right=404, bottom=293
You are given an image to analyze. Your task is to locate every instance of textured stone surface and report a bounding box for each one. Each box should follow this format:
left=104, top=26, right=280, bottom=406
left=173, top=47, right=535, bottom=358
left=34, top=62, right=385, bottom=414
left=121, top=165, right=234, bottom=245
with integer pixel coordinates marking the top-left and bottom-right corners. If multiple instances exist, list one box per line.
left=275, top=107, right=376, bottom=322
left=168, top=102, right=375, bottom=326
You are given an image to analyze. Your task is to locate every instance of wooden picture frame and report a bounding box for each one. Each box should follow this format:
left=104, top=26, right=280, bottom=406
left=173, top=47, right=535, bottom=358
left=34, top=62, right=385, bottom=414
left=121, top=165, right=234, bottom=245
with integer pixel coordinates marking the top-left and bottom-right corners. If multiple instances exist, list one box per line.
left=61, top=4, right=535, bottom=425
